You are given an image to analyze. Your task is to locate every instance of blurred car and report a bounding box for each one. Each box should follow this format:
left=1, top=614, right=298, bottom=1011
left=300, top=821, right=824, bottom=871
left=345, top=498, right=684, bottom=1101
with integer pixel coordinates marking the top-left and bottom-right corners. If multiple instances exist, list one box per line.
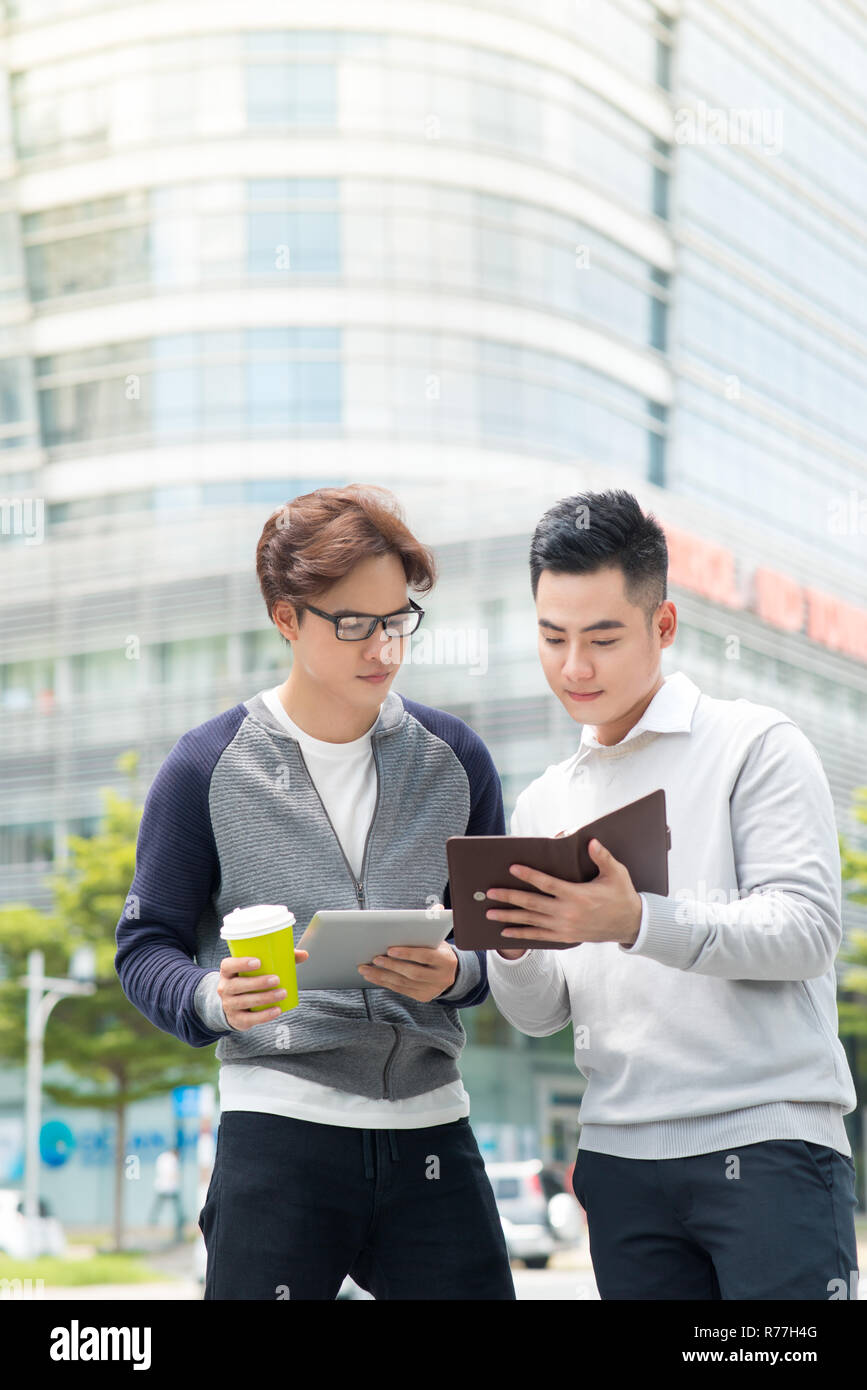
left=0, top=1189, right=66, bottom=1259
left=485, top=1160, right=584, bottom=1269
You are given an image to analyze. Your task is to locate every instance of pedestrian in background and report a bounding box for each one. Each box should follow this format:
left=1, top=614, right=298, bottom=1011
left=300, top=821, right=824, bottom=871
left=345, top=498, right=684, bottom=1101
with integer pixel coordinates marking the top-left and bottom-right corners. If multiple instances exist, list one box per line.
left=148, top=1145, right=184, bottom=1244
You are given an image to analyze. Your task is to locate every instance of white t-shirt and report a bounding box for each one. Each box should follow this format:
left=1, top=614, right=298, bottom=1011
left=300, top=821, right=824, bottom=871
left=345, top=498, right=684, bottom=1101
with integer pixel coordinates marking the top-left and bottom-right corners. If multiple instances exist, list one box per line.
left=217, top=685, right=470, bottom=1128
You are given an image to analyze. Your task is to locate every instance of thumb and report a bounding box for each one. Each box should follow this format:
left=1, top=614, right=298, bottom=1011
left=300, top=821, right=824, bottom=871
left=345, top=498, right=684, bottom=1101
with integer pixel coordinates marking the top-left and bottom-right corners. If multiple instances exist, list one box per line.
left=588, top=837, right=613, bottom=866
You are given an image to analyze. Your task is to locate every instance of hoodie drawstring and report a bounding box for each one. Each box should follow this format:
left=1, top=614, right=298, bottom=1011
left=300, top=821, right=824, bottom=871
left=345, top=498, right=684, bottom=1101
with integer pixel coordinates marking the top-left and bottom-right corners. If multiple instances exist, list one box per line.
left=362, top=1129, right=374, bottom=1179
left=361, top=1129, right=399, bottom=1178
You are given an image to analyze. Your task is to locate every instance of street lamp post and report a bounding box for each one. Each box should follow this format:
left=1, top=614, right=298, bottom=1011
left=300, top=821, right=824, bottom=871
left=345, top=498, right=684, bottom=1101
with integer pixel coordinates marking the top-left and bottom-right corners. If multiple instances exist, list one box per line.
left=20, top=947, right=96, bottom=1258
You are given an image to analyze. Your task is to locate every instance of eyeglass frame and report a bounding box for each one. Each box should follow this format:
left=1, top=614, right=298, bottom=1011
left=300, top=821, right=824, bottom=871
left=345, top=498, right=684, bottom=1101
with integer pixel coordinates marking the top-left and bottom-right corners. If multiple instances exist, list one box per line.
left=302, top=596, right=425, bottom=641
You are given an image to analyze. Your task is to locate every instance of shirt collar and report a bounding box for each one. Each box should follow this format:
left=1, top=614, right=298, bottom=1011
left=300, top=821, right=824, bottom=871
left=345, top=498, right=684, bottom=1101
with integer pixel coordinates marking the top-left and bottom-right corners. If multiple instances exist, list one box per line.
left=577, top=670, right=701, bottom=751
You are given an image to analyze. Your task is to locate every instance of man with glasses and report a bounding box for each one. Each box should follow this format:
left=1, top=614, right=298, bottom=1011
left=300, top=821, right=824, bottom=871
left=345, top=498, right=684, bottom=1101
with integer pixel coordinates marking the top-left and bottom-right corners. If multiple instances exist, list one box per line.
left=115, top=483, right=515, bottom=1301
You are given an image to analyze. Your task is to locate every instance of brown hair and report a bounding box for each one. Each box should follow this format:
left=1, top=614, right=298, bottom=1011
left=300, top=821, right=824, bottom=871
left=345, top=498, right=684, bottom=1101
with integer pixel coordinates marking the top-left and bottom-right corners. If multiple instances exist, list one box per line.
left=256, top=483, right=437, bottom=636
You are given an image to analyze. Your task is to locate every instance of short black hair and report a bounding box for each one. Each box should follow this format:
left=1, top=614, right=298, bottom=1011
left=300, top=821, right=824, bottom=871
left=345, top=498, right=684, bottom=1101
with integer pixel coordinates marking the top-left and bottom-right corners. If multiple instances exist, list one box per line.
left=529, top=489, right=667, bottom=628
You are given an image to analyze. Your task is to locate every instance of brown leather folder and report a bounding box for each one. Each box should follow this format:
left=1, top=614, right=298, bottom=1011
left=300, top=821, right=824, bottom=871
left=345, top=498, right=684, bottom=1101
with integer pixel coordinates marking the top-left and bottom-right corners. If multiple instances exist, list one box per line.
left=446, top=788, right=670, bottom=950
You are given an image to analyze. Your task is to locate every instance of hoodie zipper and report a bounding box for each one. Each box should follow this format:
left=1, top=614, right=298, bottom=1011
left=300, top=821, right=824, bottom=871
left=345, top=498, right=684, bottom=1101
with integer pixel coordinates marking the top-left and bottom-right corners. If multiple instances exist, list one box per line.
left=294, top=742, right=374, bottom=908
left=294, top=737, right=401, bottom=1098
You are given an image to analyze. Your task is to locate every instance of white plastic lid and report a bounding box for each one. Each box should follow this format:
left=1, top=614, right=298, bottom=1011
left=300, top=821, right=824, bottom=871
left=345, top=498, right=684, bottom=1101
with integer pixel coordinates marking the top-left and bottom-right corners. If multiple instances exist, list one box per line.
left=220, top=904, right=296, bottom=940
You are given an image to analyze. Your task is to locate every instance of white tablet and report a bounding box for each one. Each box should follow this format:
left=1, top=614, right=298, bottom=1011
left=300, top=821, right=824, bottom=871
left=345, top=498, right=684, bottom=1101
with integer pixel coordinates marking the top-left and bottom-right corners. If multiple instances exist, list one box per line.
left=295, top=909, right=454, bottom=990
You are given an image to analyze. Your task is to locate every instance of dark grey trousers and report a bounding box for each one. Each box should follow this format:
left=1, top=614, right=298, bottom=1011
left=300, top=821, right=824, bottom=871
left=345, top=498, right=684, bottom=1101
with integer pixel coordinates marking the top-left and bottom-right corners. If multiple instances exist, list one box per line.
left=572, top=1138, right=859, bottom=1300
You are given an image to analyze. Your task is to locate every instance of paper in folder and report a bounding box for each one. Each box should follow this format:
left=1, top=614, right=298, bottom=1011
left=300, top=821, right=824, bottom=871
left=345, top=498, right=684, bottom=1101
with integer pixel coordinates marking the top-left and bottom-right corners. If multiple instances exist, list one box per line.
left=445, top=788, right=670, bottom=951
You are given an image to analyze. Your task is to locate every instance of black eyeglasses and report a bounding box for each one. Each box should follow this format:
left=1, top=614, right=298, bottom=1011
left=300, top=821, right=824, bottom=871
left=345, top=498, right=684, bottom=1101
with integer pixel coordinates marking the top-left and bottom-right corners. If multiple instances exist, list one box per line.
left=303, top=597, right=425, bottom=641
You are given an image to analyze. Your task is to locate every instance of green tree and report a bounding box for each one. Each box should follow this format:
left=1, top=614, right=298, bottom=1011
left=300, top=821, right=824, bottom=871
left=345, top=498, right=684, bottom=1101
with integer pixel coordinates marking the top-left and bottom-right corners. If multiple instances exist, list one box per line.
left=0, top=751, right=218, bottom=1252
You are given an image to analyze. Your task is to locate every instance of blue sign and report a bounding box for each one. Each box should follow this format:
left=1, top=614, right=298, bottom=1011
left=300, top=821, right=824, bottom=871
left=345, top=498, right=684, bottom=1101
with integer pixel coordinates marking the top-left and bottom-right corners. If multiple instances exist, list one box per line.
left=172, top=1086, right=200, bottom=1118
left=40, top=1120, right=76, bottom=1168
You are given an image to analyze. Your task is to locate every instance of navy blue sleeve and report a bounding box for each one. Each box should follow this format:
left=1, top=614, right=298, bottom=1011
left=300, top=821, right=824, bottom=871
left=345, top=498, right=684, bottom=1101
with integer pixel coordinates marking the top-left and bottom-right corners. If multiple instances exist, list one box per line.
left=399, top=698, right=507, bottom=1008
left=114, top=706, right=247, bottom=1047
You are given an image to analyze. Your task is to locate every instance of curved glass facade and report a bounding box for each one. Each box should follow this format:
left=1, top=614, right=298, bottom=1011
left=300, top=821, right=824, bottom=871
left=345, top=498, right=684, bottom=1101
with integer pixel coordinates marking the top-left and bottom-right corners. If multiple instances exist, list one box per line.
left=22, top=179, right=668, bottom=349
left=11, top=29, right=669, bottom=217
left=35, top=326, right=661, bottom=470
left=3, top=18, right=672, bottom=490
left=35, top=328, right=341, bottom=445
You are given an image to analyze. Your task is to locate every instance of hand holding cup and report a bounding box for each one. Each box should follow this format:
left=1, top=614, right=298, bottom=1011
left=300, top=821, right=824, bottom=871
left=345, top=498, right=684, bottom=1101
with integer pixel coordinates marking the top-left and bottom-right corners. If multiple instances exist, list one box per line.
left=218, top=950, right=309, bottom=1030
left=219, top=904, right=303, bottom=1029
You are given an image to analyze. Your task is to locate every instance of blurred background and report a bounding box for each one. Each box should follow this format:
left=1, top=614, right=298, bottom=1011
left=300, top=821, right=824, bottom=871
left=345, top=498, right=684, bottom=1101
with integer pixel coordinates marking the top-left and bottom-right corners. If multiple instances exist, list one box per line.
left=0, top=0, right=865, bottom=1294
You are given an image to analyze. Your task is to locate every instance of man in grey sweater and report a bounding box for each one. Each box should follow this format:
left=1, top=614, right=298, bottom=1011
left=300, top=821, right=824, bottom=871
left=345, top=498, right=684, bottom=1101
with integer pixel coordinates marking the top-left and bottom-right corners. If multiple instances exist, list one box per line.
left=115, top=483, right=515, bottom=1300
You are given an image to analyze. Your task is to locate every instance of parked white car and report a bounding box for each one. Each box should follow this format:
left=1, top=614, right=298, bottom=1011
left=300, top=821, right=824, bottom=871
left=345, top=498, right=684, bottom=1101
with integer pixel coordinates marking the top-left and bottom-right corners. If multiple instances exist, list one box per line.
left=485, top=1160, right=584, bottom=1268
left=0, top=1189, right=67, bottom=1259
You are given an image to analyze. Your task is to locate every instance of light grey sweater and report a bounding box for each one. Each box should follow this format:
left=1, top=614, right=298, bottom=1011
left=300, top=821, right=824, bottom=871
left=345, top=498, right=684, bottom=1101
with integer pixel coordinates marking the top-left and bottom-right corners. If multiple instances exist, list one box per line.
left=115, top=689, right=499, bottom=1101
left=486, top=671, right=856, bottom=1159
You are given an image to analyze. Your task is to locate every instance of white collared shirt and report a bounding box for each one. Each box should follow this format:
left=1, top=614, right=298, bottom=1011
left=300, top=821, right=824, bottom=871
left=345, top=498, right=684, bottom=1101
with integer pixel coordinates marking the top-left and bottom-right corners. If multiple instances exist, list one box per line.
left=546, top=672, right=700, bottom=948
left=488, top=669, right=855, bottom=1159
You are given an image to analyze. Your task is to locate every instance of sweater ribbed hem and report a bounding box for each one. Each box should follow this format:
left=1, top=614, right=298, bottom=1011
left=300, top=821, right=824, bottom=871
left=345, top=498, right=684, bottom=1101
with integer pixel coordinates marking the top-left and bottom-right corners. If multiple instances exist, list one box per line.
left=577, top=1102, right=852, bottom=1159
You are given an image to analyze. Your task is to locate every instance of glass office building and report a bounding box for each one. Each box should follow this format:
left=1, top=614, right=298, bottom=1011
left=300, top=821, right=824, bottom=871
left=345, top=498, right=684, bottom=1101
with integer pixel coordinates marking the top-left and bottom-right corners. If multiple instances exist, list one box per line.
left=1, top=1, right=865, bottom=1214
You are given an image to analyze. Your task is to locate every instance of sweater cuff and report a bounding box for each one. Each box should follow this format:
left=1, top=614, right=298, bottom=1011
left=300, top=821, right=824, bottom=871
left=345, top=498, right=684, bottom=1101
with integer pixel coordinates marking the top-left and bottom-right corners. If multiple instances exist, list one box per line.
left=486, top=947, right=553, bottom=986
left=618, top=892, right=696, bottom=969
left=619, top=893, right=649, bottom=953
left=437, top=945, right=480, bottom=1001
left=193, top=970, right=235, bottom=1032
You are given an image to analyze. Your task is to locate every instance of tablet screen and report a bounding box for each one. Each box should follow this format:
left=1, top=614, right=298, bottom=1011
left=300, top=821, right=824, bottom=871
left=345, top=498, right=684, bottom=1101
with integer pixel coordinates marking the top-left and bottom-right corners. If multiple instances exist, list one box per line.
left=295, top=909, right=454, bottom=990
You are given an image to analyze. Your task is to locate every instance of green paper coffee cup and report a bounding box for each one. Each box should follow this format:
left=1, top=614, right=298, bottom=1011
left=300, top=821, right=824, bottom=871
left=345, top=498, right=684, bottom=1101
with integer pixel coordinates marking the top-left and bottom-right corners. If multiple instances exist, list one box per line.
left=220, top=904, right=298, bottom=1012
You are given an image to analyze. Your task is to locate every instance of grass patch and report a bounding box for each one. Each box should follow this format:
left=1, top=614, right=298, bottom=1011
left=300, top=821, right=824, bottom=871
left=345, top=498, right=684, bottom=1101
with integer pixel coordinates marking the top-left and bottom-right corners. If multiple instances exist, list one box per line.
left=0, top=1253, right=175, bottom=1287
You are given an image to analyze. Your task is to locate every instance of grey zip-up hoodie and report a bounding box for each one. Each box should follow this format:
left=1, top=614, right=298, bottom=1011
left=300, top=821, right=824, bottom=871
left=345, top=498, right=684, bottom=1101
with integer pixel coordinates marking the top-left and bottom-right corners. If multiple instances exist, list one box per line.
left=114, top=688, right=503, bottom=1100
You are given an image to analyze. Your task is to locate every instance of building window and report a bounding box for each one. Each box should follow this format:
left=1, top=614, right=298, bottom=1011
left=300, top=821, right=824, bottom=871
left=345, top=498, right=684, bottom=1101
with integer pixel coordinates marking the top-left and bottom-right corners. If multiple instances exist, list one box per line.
left=648, top=402, right=666, bottom=486
left=153, top=636, right=229, bottom=690
left=36, top=328, right=343, bottom=446
left=69, top=649, right=142, bottom=698
left=652, top=138, right=670, bottom=219
left=245, top=62, right=336, bottom=126
left=242, top=630, right=286, bottom=678
left=650, top=269, right=669, bottom=350
left=0, top=822, right=54, bottom=866
left=67, top=816, right=102, bottom=840
left=0, top=658, right=54, bottom=709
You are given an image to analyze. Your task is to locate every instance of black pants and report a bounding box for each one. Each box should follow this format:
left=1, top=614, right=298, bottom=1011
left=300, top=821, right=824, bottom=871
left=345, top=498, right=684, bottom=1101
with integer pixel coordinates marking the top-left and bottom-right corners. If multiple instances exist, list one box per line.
left=572, top=1139, right=859, bottom=1299
left=198, top=1111, right=516, bottom=1300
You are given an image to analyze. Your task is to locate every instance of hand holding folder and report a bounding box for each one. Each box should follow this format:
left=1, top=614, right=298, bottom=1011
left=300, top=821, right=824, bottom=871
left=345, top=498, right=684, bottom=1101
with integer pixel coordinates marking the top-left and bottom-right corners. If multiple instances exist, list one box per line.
left=445, top=789, right=670, bottom=951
